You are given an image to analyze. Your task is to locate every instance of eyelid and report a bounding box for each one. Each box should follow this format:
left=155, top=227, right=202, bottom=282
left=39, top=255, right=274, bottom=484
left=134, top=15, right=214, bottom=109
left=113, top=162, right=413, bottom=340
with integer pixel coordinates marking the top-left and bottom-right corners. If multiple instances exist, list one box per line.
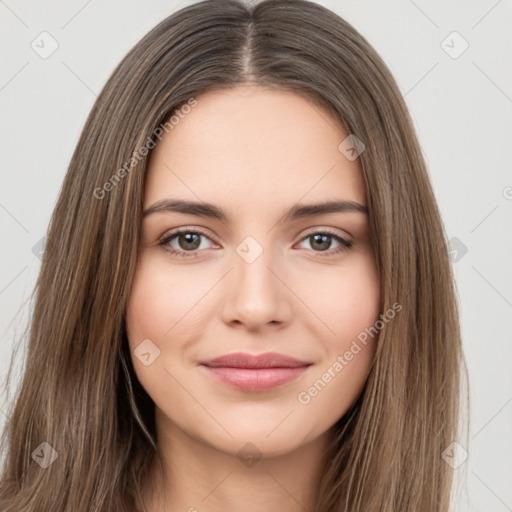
left=159, top=226, right=219, bottom=247
left=299, top=226, right=352, bottom=242
left=159, top=226, right=351, bottom=245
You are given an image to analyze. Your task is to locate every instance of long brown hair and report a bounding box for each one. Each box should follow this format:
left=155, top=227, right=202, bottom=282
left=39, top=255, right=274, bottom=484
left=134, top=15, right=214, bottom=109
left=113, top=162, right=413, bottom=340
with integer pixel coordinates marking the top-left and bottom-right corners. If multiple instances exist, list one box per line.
left=0, top=0, right=468, bottom=510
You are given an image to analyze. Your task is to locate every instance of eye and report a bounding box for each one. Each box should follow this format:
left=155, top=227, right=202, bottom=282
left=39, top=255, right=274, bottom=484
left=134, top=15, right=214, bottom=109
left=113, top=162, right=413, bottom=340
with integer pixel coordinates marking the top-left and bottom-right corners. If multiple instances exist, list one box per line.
left=158, top=227, right=353, bottom=259
left=296, top=229, right=352, bottom=256
left=158, top=228, right=217, bottom=258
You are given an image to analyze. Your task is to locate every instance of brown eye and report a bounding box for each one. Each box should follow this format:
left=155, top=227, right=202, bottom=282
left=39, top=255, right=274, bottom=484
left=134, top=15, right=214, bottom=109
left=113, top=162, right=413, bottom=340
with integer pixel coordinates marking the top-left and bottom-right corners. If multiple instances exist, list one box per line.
left=159, top=228, right=216, bottom=258
left=176, top=232, right=201, bottom=251
left=297, top=231, right=352, bottom=256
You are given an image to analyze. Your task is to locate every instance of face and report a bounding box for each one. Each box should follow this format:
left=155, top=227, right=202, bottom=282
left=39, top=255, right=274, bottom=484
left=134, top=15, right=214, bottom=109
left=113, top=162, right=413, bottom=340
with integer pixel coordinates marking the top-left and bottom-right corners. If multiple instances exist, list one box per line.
left=125, top=85, right=380, bottom=459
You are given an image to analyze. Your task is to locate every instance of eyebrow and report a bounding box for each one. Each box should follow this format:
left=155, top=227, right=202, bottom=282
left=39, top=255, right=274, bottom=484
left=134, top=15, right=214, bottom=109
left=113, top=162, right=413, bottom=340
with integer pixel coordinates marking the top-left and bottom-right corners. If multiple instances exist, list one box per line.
left=142, top=198, right=368, bottom=222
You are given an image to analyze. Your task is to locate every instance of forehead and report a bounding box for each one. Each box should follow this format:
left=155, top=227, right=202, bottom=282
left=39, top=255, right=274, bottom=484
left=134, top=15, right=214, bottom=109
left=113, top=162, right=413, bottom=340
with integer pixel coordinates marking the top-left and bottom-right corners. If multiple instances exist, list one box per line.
left=144, top=86, right=366, bottom=212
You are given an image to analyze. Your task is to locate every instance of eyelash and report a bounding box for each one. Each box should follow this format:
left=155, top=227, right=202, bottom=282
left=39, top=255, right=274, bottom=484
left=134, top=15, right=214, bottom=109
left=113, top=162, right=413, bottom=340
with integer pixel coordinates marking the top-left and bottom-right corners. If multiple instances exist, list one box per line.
left=158, top=227, right=353, bottom=259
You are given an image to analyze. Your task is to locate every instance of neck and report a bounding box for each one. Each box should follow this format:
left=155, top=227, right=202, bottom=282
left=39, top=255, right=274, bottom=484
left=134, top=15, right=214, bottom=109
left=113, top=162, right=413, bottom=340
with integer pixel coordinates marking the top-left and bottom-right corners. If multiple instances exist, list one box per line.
left=140, top=407, right=335, bottom=512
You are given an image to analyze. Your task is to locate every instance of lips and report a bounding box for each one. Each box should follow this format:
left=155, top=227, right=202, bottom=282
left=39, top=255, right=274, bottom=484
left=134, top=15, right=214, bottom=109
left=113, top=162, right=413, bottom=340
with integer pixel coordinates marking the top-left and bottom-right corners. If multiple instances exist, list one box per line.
left=199, top=352, right=312, bottom=391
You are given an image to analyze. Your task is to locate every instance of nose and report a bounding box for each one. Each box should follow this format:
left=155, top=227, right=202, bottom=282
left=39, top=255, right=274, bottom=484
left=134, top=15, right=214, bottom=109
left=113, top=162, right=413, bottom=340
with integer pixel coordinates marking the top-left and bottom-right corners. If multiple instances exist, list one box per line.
left=220, top=244, right=293, bottom=331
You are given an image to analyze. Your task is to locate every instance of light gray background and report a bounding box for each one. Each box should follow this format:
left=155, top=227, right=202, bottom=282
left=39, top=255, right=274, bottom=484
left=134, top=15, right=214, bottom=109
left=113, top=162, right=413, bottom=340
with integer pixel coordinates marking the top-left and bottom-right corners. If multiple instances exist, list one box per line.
left=1, top=1, right=511, bottom=510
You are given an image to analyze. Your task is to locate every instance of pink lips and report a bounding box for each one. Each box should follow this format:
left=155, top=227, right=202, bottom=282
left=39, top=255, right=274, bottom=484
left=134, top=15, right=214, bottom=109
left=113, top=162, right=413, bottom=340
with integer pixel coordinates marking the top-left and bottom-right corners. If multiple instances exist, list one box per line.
left=199, top=352, right=312, bottom=392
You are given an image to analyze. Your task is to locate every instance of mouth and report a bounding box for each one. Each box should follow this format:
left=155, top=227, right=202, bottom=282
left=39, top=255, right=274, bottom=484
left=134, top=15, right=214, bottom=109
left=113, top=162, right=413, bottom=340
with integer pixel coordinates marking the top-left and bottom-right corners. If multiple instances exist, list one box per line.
left=198, top=352, right=313, bottom=392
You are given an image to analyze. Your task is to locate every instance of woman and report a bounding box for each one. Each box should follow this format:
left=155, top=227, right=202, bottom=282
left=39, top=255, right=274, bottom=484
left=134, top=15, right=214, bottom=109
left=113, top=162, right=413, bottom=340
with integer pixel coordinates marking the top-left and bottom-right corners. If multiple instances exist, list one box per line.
left=0, top=0, right=468, bottom=510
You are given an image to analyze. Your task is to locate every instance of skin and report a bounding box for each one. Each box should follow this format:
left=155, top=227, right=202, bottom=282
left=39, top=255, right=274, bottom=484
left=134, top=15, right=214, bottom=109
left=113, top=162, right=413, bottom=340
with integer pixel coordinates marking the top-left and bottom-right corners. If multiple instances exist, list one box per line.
left=125, top=85, right=380, bottom=512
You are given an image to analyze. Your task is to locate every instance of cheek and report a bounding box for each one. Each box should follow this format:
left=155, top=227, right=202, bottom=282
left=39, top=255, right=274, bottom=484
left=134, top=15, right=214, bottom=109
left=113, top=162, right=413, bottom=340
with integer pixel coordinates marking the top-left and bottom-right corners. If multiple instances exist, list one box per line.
left=294, top=255, right=380, bottom=420
left=307, top=254, right=381, bottom=347
left=125, top=254, right=219, bottom=402
left=125, top=254, right=207, bottom=342
left=125, top=256, right=195, bottom=405
left=125, top=264, right=165, bottom=343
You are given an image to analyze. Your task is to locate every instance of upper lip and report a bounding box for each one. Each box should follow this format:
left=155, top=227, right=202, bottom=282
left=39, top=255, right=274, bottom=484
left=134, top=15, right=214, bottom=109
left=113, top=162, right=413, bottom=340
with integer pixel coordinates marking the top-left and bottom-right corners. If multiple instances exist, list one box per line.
left=199, top=352, right=312, bottom=369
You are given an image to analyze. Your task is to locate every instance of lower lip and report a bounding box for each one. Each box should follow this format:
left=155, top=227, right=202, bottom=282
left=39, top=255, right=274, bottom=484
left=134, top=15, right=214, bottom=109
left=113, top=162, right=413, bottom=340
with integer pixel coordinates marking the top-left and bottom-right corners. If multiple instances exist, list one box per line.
left=200, top=365, right=310, bottom=391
